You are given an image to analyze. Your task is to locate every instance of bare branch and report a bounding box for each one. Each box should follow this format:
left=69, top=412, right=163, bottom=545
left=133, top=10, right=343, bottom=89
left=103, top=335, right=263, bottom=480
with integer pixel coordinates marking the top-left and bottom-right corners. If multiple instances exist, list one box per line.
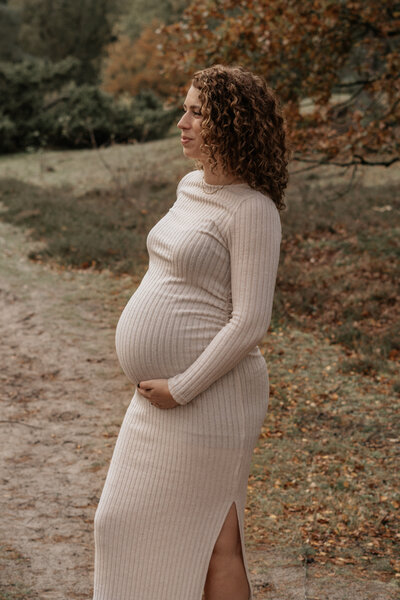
left=292, top=155, right=400, bottom=168
left=329, top=86, right=365, bottom=111
left=353, top=155, right=399, bottom=167
left=333, top=79, right=377, bottom=88
left=290, top=163, right=324, bottom=175
left=87, top=126, right=127, bottom=199
left=330, top=164, right=359, bottom=200
left=43, top=95, right=70, bottom=111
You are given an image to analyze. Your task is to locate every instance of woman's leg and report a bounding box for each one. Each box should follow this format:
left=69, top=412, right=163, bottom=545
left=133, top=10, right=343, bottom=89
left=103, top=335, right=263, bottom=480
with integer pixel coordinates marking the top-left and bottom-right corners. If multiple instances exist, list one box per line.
left=204, top=503, right=251, bottom=600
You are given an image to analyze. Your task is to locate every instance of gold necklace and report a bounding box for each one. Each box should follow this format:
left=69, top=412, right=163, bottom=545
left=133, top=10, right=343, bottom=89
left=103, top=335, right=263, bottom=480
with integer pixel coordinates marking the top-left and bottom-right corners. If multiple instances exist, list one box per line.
left=201, top=176, right=225, bottom=195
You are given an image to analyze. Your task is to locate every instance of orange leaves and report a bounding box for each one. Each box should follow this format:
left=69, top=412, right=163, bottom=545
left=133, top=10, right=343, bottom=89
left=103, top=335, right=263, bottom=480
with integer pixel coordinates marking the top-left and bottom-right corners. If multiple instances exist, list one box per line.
left=102, top=23, right=181, bottom=99
left=158, top=0, right=399, bottom=166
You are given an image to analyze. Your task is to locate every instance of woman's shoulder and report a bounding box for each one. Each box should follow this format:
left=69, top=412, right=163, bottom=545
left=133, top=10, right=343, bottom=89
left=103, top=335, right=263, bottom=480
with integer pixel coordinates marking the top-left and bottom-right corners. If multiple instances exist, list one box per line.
left=177, top=170, right=202, bottom=192
left=226, top=187, right=282, bottom=238
left=232, top=186, right=280, bottom=217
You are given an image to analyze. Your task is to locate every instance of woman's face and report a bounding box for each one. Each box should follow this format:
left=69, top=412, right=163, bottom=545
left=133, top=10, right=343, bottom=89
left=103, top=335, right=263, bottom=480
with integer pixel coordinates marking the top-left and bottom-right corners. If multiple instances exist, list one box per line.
left=177, top=85, right=205, bottom=161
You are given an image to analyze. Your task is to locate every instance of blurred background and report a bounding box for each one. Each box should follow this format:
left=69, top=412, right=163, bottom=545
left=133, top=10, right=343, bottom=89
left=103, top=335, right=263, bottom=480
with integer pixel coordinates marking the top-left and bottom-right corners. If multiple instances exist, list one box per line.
left=0, top=1, right=399, bottom=599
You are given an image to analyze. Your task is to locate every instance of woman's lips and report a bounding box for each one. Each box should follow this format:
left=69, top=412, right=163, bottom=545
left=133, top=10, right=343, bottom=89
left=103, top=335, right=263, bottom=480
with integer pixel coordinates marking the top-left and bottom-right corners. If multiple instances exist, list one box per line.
left=181, top=137, right=192, bottom=145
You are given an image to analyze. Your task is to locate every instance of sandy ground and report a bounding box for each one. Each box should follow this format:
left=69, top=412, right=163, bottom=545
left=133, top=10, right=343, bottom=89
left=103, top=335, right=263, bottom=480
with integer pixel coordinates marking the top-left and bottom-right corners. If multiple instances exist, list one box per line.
left=1, top=150, right=399, bottom=599
left=0, top=219, right=134, bottom=599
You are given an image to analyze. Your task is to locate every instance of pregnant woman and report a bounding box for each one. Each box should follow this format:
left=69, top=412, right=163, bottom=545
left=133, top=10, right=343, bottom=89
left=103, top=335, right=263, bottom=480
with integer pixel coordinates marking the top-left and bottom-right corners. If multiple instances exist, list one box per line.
left=93, top=64, right=288, bottom=600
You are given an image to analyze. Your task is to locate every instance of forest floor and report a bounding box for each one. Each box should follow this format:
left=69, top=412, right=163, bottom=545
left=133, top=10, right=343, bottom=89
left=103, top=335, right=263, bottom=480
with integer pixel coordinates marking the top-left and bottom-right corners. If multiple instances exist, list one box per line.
left=0, top=139, right=399, bottom=599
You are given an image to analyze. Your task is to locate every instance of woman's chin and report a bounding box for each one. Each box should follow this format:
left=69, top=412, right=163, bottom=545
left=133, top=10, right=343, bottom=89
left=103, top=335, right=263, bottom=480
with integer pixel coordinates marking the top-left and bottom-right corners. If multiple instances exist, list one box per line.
left=182, top=148, right=203, bottom=163
left=182, top=146, right=194, bottom=158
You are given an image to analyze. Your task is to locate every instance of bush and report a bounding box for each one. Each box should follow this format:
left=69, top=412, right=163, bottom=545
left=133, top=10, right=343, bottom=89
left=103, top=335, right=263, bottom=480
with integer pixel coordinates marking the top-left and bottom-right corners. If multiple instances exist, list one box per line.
left=0, top=58, right=177, bottom=153
left=47, top=87, right=177, bottom=148
left=0, top=57, right=79, bottom=152
left=130, top=91, right=180, bottom=141
left=0, top=110, right=17, bottom=152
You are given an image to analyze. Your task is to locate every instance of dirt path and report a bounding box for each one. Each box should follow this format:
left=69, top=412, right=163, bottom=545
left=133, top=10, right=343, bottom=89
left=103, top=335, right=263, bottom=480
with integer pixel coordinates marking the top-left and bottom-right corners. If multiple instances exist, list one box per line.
left=0, top=219, right=397, bottom=599
left=0, top=219, right=133, bottom=599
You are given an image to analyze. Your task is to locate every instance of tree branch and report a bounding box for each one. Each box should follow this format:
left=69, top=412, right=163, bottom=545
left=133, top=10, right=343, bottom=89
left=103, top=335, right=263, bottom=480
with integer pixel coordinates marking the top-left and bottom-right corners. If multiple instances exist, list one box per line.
left=333, top=79, right=377, bottom=88
left=43, top=95, right=70, bottom=111
left=331, top=164, right=359, bottom=200
left=292, top=155, right=400, bottom=168
left=290, top=162, right=324, bottom=175
left=329, top=86, right=365, bottom=111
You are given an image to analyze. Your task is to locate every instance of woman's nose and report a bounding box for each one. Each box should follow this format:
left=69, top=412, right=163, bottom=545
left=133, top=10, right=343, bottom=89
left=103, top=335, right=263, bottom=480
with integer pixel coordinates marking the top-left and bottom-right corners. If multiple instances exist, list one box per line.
left=177, top=113, right=189, bottom=129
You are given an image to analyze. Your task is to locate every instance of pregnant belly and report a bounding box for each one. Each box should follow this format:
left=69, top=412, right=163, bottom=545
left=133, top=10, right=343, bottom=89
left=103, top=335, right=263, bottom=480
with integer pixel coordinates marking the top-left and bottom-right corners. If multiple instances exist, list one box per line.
left=115, top=285, right=228, bottom=385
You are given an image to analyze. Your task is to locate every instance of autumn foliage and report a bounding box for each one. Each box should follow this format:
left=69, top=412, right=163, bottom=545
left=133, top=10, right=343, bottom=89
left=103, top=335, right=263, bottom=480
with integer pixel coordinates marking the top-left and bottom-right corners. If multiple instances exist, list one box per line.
left=158, top=0, right=400, bottom=167
left=102, top=23, right=182, bottom=99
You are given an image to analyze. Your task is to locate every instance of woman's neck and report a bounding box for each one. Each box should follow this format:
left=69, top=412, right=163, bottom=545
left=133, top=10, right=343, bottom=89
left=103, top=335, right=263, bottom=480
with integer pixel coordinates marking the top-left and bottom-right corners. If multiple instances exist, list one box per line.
left=202, top=163, right=243, bottom=186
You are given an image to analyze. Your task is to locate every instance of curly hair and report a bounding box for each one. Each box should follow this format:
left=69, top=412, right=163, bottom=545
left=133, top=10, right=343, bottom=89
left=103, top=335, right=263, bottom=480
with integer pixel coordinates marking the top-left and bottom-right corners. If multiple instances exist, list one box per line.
left=192, top=65, right=289, bottom=210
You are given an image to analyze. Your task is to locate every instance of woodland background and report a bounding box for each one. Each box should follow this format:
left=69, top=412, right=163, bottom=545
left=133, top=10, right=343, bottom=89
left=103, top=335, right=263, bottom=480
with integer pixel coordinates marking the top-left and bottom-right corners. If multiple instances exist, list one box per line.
left=0, top=0, right=398, bottom=165
left=0, top=1, right=399, bottom=599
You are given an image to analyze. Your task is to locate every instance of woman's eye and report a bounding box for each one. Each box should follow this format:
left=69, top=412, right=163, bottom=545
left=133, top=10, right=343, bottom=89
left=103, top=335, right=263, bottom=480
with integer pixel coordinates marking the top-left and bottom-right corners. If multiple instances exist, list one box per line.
left=181, top=108, right=202, bottom=117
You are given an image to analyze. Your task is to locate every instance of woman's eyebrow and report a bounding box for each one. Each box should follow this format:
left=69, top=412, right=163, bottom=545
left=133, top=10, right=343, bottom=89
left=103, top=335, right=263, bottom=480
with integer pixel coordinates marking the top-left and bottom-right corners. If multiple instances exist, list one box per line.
left=183, top=103, right=202, bottom=110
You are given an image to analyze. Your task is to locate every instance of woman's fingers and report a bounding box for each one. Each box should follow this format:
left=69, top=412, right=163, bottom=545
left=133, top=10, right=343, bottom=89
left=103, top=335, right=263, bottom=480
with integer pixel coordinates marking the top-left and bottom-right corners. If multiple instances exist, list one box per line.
left=138, top=381, right=149, bottom=390
left=138, top=382, right=153, bottom=393
left=137, top=379, right=179, bottom=409
left=137, top=384, right=150, bottom=401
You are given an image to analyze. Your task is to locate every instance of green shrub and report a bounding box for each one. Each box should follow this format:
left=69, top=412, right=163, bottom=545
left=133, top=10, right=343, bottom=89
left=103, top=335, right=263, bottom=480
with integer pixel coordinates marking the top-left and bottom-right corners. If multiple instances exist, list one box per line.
left=0, top=59, right=177, bottom=153
left=47, top=86, right=177, bottom=148
left=0, top=110, right=16, bottom=152
left=0, top=57, right=79, bottom=151
left=130, top=91, right=180, bottom=141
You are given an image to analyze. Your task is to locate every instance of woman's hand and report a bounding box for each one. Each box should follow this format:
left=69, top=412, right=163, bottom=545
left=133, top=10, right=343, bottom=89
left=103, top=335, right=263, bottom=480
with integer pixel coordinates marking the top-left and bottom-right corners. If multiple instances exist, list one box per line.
left=137, top=379, right=180, bottom=410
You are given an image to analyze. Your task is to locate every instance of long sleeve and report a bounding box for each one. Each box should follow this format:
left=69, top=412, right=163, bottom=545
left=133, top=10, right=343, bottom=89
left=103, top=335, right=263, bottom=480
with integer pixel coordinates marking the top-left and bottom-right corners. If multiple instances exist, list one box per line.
left=167, top=194, right=281, bottom=405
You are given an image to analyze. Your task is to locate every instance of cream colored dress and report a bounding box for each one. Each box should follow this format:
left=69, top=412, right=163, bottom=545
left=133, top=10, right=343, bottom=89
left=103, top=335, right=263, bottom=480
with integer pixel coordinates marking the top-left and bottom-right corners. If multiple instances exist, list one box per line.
left=93, top=170, right=281, bottom=600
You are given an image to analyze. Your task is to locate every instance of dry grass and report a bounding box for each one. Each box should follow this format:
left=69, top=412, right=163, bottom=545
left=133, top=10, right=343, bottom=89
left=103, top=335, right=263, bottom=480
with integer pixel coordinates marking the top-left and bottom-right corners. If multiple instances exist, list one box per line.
left=273, top=170, right=400, bottom=376
left=0, top=135, right=188, bottom=197
left=249, top=327, right=399, bottom=585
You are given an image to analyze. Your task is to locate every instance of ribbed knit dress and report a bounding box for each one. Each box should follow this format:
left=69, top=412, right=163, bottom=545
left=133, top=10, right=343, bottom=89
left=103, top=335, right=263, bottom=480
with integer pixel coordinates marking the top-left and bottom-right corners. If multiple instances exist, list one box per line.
left=93, top=169, right=282, bottom=600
